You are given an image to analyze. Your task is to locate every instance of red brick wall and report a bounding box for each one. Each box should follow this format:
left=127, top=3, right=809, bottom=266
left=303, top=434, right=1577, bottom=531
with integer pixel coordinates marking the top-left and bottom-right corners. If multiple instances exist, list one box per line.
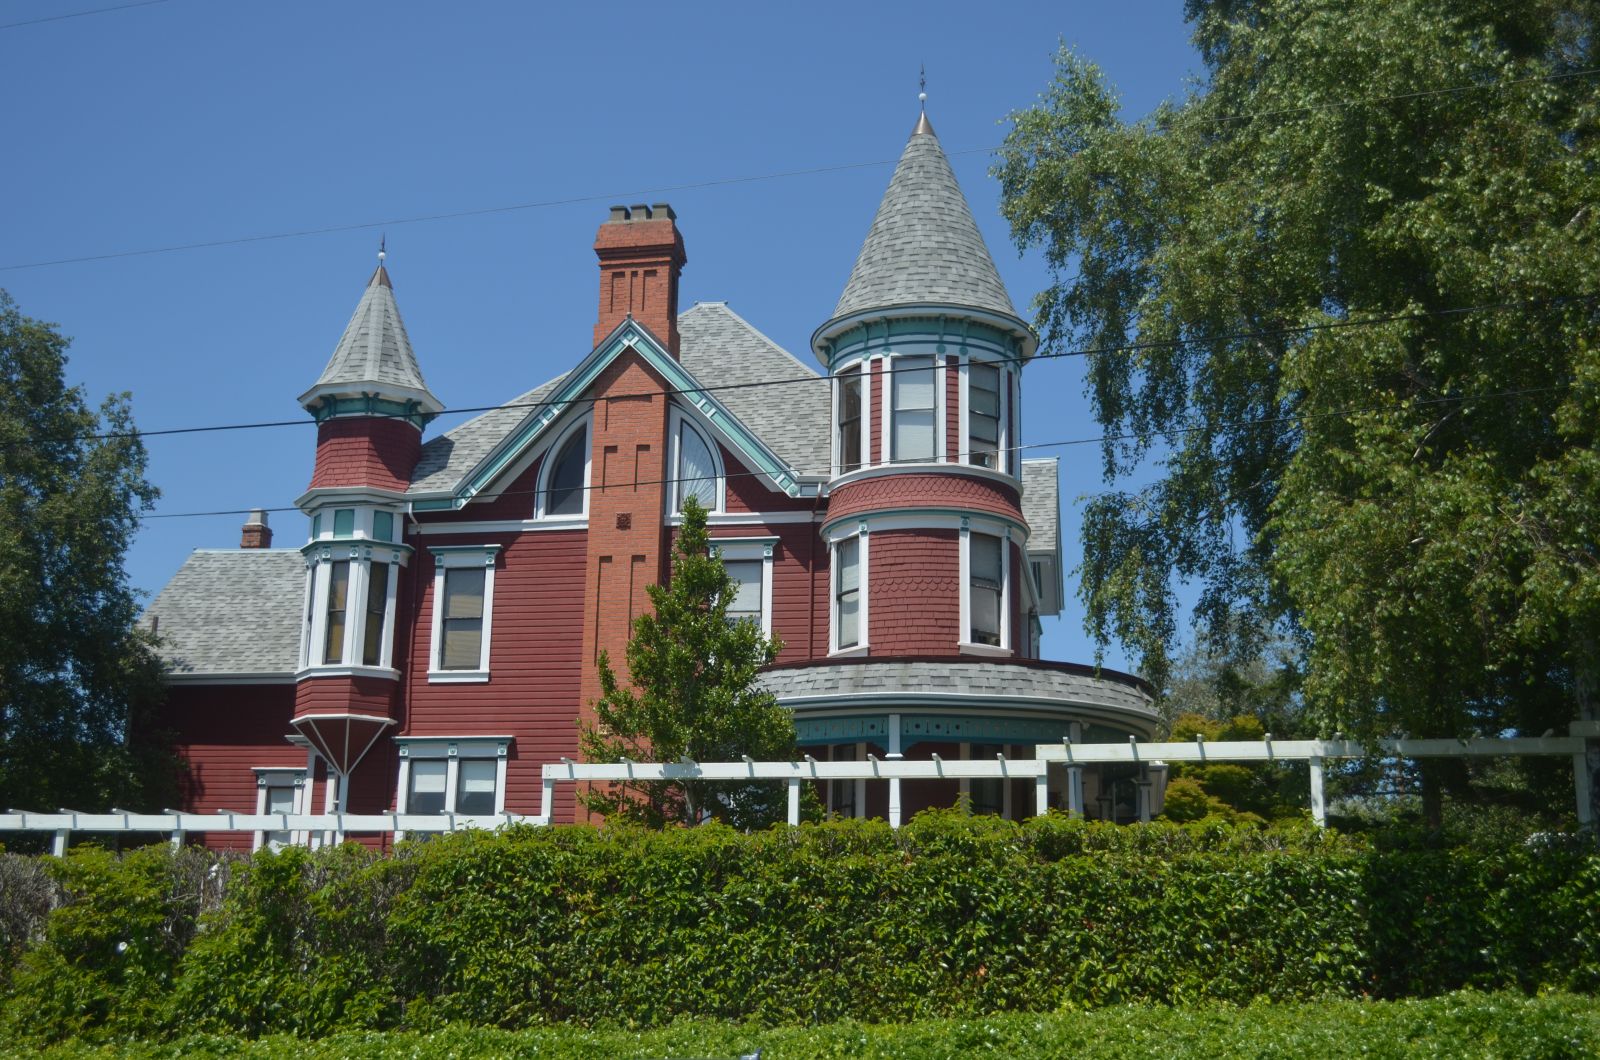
left=827, top=472, right=1022, bottom=525
left=401, top=528, right=587, bottom=821
left=309, top=417, right=421, bottom=492
left=593, top=215, right=686, bottom=356
left=867, top=528, right=961, bottom=655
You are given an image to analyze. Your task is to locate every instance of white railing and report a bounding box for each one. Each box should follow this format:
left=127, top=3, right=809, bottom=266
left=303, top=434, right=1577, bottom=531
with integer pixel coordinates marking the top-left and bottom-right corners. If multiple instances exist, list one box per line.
left=3, top=724, right=1592, bottom=852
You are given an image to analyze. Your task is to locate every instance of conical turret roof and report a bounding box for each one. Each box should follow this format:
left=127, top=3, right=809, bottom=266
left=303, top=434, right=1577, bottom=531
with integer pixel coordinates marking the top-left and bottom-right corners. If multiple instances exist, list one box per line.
left=831, top=114, right=1018, bottom=321
left=298, top=262, right=443, bottom=415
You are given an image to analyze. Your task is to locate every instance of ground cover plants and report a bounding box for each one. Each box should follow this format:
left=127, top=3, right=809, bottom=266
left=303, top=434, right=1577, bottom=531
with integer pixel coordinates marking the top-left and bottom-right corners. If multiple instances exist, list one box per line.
left=0, top=814, right=1595, bottom=1047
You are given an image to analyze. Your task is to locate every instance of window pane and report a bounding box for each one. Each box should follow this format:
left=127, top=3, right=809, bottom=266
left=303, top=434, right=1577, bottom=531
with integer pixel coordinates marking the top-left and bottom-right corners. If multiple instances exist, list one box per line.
left=265, top=785, right=296, bottom=814
left=723, top=559, right=762, bottom=622
left=971, top=587, right=1001, bottom=645
left=363, top=562, right=390, bottom=667
left=373, top=511, right=394, bottom=542
left=837, top=538, right=859, bottom=592
left=408, top=761, right=447, bottom=814
left=443, top=568, right=485, bottom=619
left=678, top=422, right=718, bottom=510
left=546, top=431, right=586, bottom=516
left=442, top=623, right=483, bottom=670
left=838, top=596, right=859, bottom=646
left=893, top=357, right=935, bottom=409
left=969, top=364, right=1001, bottom=415
left=323, top=561, right=349, bottom=664
left=333, top=509, right=355, bottom=537
left=838, top=371, right=862, bottom=472
left=893, top=410, right=935, bottom=462
left=971, top=534, right=1002, bottom=584
left=456, top=760, right=497, bottom=815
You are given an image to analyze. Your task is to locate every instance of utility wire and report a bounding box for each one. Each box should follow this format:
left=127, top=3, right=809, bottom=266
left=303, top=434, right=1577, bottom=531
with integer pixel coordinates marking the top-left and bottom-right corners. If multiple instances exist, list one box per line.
left=0, top=0, right=173, bottom=31
left=6, top=68, right=1597, bottom=272
left=24, top=291, right=1595, bottom=447
left=136, top=379, right=1575, bottom=523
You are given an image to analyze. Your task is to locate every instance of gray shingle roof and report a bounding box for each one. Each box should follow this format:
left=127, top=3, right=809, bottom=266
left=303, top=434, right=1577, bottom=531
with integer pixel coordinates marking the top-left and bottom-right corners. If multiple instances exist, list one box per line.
left=678, top=302, right=830, bottom=476
left=300, top=265, right=442, bottom=413
left=146, top=550, right=306, bottom=677
left=832, top=119, right=1018, bottom=321
left=1020, top=458, right=1059, bottom=554
left=409, top=375, right=566, bottom=495
left=759, top=659, right=1155, bottom=728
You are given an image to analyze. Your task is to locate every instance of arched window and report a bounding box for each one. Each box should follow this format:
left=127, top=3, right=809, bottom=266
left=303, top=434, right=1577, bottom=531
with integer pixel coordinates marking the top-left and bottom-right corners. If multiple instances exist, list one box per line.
left=673, top=415, right=722, bottom=513
left=539, top=419, right=589, bottom=518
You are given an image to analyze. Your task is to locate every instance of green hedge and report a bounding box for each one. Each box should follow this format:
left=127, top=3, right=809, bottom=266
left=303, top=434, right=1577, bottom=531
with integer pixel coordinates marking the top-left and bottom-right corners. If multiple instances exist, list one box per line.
left=1, top=813, right=1596, bottom=1044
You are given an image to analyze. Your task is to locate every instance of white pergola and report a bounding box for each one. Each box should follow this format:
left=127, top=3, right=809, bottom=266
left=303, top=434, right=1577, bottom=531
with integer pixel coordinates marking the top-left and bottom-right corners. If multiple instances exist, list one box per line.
left=4, top=722, right=1592, bottom=853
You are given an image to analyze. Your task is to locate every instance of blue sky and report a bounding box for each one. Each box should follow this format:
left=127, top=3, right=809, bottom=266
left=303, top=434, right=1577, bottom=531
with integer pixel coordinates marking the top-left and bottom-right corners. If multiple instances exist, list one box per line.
left=0, top=0, right=1201, bottom=672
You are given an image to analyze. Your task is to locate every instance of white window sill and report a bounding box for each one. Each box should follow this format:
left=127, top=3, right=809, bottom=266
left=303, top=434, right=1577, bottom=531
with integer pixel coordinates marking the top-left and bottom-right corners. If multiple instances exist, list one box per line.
left=295, top=665, right=401, bottom=681
left=828, top=645, right=870, bottom=659
left=427, top=670, right=491, bottom=684
left=958, top=642, right=1011, bottom=658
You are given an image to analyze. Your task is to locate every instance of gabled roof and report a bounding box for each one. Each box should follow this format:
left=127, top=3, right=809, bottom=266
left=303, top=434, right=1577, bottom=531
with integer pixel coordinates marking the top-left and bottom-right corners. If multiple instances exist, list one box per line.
left=678, top=302, right=830, bottom=476
left=1020, top=457, right=1059, bottom=554
left=831, top=115, right=1018, bottom=321
left=299, top=263, right=443, bottom=414
left=408, top=306, right=826, bottom=503
left=146, top=550, right=306, bottom=678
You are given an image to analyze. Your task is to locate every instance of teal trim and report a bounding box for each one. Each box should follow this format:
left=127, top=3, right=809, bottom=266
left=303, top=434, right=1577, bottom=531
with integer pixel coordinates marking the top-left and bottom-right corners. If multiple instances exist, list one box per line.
left=373, top=511, right=394, bottom=542
left=309, top=394, right=434, bottom=430
left=796, top=713, right=1139, bottom=749
left=311, top=513, right=322, bottom=538
left=820, top=506, right=1027, bottom=539
left=332, top=510, right=355, bottom=538
left=453, top=322, right=802, bottom=508
left=823, top=314, right=1015, bottom=373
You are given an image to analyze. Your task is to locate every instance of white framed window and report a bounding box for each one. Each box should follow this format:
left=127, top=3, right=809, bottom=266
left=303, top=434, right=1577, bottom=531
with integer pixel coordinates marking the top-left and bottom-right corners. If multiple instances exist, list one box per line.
left=891, top=355, right=937, bottom=462
left=710, top=537, right=776, bottom=635
left=300, top=547, right=402, bottom=673
left=833, top=363, right=867, bottom=475
left=537, top=416, right=590, bottom=518
left=671, top=410, right=724, bottom=514
left=395, top=738, right=510, bottom=817
left=253, top=768, right=306, bottom=851
left=830, top=529, right=868, bottom=654
left=428, top=546, right=500, bottom=682
left=959, top=357, right=1013, bottom=472
left=959, top=522, right=1011, bottom=654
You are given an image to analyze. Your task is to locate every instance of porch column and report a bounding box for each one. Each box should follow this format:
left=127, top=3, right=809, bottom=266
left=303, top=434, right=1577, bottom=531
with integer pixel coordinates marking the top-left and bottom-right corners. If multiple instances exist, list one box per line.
left=887, top=713, right=902, bottom=828
left=1066, top=766, right=1084, bottom=818
left=1309, top=756, right=1327, bottom=827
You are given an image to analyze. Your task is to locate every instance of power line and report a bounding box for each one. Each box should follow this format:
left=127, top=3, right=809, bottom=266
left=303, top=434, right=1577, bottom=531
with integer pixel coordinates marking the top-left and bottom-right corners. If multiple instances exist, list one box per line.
left=136, top=379, right=1574, bottom=523
left=26, top=291, right=1595, bottom=447
left=7, top=68, right=1597, bottom=272
left=0, top=0, right=174, bottom=31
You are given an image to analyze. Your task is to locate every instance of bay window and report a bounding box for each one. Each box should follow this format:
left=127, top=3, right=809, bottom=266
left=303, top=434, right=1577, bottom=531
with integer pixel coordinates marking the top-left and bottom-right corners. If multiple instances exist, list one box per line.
left=969, top=533, right=1003, bottom=647
left=833, top=534, right=864, bottom=652
left=836, top=365, right=864, bottom=474
left=968, top=362, right=1001, bottom=469
left=322, top=561, right=350, bottom=664
left=300, top=507, right=406, bottom=673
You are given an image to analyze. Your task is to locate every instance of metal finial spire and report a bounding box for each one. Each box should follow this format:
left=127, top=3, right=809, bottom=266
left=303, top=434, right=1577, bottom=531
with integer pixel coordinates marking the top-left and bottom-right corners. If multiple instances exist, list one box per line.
left=919, top=64, right=927, bottom=109
left=378, top=233, right=386, bottom=264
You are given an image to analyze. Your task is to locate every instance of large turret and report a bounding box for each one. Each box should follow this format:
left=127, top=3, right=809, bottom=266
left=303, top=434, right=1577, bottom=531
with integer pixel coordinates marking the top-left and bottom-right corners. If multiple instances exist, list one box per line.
left=813, top=108, right=1039, bottom=659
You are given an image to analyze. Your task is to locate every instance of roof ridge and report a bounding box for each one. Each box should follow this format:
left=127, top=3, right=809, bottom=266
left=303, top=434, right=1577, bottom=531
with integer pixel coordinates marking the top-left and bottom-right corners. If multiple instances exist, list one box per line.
left=685, top=301, right=818, bottom=379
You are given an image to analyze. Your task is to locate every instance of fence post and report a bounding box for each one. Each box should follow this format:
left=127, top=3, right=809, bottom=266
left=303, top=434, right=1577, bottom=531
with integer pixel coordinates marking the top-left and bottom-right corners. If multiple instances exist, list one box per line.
left=1575, top=749, right=1594, bottom=829
left=52, top=828, right=68, bottom=857
left=1066, top=766, right=1084, bottom=818
left=1034, top=768, right=1050, bottom=817
left=787, top=778, right=801, bottom=826
left=1309, top=756, right=1327, bottom=827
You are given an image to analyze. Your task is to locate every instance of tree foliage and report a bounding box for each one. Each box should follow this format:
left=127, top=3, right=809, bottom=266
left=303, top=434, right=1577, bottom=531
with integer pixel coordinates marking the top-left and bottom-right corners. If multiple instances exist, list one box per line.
left=578, top=497, right=797, bottom=829
left=0, top=291, right=174, bottom=816
left=996, top=1, right=1600, bottom=770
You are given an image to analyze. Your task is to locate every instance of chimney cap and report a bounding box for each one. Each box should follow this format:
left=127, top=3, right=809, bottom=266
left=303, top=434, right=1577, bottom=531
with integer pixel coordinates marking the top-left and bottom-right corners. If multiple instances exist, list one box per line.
left=608, top=205, right=629, bottom=222
left=629, top=203, right=652, bottom=220
left=651, top=202, right=676, bottom=220
left=244, top=509, right=269, bottom=527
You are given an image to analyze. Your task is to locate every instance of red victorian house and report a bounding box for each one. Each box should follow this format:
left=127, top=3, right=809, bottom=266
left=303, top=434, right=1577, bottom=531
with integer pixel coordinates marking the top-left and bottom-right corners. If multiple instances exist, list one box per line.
left=146, top=111, right=1157, bottom=849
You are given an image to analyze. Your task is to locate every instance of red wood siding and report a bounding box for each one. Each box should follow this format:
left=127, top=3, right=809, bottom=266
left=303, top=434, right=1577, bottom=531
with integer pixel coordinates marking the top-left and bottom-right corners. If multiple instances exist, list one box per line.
left=868, top=528, right=961, bottom=656
left=293, top=674, right=397, bottom=721
left=722, top=444, right=816, bottom=515
left=945, top=359, right=960, bottom=461
left=827, top=472, right=1022, bottom=525
left=160, top=684, right=300, bottom=850
left=869, top=359, right=884, bottom=465
left=403, top=528, right=587, bottom=822
left=423, top=453, right=546, bottom=524
left=309, top=418, right=420, bottom=492
left=709, top=522, right=827, bottom=663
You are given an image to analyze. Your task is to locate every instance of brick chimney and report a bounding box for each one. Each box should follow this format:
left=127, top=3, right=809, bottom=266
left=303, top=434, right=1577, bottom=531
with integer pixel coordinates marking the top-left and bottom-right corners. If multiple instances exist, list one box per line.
left=240, top=509, right=273, bottom=549
left=593, top=202, right=687, bottom=357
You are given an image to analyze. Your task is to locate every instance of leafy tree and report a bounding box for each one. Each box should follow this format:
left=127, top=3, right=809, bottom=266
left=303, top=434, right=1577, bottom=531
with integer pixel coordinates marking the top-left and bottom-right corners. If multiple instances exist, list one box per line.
left=578, top=497, right=797, bottom=829
left=996, top=1, right=1600, bottom=823
left=0, top=290, right=175, bottom=818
